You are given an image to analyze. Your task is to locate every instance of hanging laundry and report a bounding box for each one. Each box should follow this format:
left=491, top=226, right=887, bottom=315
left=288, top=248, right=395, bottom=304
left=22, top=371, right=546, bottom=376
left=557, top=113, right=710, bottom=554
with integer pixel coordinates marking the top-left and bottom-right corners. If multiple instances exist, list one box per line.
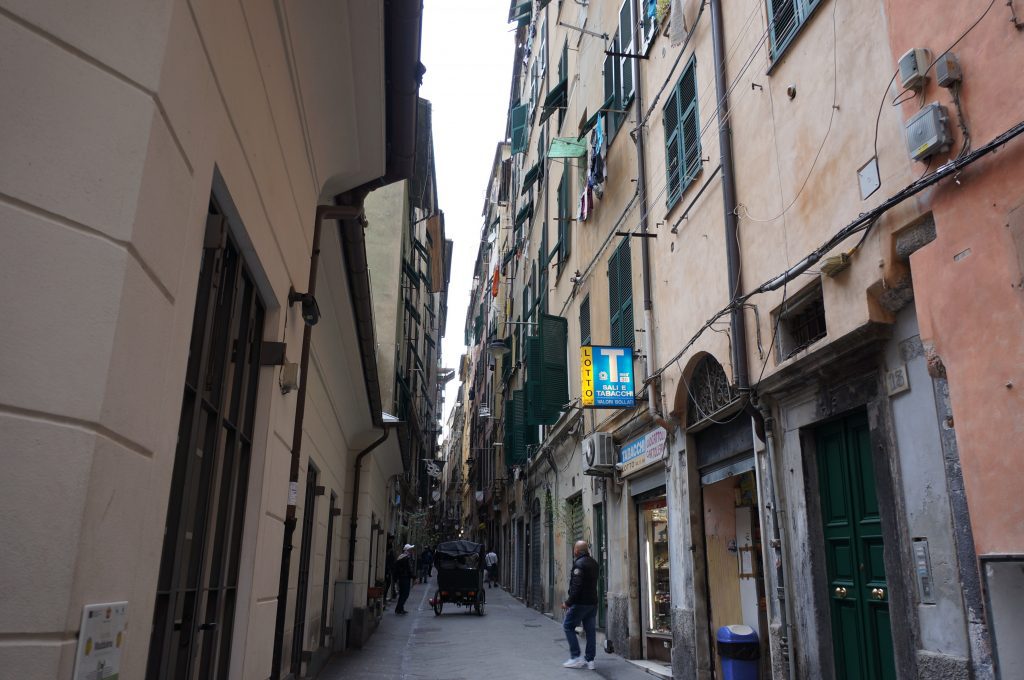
left=492, top=265, right=500, bottom=298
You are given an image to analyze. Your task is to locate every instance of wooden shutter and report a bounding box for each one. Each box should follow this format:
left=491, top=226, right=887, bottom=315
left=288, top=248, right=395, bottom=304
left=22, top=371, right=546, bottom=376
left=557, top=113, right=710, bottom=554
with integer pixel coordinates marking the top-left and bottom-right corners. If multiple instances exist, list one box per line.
left=511, top=104, right=528, bottom=154
left=679, top=57, right=700, bottom=188
left=526, top=336, right=546, bottom=424
left=615, top=238, right=634, bottom=350
left=540, top=314, right=569, bottom=418
left=618, top=0, right=635, bottom=103
left=768, top=0, right=800, bottom=58
left=580, top=295, right=592, bottom=346
left=608, top=245, right=621, bottom=346
left=663, top=86, right=682, bottom=206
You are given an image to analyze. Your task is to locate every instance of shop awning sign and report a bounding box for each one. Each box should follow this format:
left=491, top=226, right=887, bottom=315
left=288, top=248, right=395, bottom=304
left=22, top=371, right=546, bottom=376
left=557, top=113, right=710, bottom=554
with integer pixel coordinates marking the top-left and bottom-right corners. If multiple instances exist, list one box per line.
left=581, top=346, right=636, bottom=408
left=620, top=427, right=668, bottom=476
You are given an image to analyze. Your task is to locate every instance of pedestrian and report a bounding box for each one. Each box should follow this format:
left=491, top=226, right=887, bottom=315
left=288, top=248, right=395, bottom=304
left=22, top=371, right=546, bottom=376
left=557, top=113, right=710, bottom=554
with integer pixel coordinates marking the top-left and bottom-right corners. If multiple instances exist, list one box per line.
left=485, top=548, right=498, bottom=588
left=419, top=545, right=434, bottom=583
left=383, top=545, right=395, bottom=605
left=561, top=540, right=599, bottom=670
left=393, top=544, right=414, bottom=615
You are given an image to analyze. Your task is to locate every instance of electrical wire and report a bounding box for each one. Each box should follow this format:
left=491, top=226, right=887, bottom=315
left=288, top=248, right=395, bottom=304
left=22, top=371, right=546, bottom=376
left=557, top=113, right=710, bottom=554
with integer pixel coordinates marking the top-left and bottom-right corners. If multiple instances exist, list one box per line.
left=648, top=117, right=1024, bottom=386
left=873, top=0, right=996, bottom=166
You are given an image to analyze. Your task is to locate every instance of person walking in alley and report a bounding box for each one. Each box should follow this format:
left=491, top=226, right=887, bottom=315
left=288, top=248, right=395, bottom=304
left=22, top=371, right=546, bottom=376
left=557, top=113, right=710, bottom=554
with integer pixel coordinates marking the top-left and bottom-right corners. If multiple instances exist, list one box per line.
left=561, top=540, right=599, bottom=670
left=418, top=545, right=434, bottom=583
left=485, top=547, right=498, bottom=588
left=393, top=544, right=415, bottom=615
left=383, top=545, right=396, bottom=606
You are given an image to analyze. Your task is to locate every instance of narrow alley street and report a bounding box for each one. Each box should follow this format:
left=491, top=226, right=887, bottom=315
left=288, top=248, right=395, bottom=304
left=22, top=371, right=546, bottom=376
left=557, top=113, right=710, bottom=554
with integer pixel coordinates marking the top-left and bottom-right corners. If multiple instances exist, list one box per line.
left=319, top=580, right=663, bottom=680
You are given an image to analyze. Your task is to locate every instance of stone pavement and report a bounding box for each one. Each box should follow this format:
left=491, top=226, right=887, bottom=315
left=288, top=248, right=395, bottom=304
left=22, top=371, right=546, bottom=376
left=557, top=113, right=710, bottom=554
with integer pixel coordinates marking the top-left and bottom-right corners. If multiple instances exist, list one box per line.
left=318, top=578, right=662, bottom=680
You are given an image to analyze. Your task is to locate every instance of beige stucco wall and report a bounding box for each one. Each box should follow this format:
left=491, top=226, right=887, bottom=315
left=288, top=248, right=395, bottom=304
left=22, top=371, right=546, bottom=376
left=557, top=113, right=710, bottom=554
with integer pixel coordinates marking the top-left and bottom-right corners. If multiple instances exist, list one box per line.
left=0, top=0, right=395, bottom=678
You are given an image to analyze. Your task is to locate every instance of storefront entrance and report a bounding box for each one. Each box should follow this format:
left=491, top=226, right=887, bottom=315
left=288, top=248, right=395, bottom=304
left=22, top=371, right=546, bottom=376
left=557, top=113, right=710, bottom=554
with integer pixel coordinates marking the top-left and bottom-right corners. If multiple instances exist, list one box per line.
left=636, top=488, right=671, bottom=662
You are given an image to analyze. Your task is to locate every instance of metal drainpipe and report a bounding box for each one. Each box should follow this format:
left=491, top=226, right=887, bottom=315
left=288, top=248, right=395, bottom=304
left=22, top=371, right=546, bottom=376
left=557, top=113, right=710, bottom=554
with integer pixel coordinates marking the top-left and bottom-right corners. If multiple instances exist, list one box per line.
left=631, top=0, right=671, bottom=429
left=710, top=0, right=750, bottom=392
left=758, top=408, right=797, bottom=680
left=347, top=429, right=392, bottom=580
left=270, top=203, right=363, bottom=680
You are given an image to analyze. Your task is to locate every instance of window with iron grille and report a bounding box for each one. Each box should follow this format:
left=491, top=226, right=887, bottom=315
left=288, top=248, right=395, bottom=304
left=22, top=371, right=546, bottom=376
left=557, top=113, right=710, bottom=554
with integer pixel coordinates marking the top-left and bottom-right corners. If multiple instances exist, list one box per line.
left=775, top=280, right=827, bottom=360
left=767, top=0, right=822, bottom=61
left=664, top=55, right=701, bottom=209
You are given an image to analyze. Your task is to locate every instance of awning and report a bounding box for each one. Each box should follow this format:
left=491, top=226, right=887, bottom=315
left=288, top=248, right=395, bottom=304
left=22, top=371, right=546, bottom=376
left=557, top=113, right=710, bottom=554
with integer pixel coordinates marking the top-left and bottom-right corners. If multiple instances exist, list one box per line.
left=539, top=79, right=568, bottom=124
left=548, top=137, right=588, bottom=159
left=521, top=162, right=541, bottom=195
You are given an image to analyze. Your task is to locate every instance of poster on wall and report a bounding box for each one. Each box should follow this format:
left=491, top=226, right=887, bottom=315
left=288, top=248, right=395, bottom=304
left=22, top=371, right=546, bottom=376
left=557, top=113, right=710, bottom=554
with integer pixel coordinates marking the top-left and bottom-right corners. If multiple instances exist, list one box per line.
left=581, top=345, right=635, bottom=408
left=73, top=601, right=128, bottom=680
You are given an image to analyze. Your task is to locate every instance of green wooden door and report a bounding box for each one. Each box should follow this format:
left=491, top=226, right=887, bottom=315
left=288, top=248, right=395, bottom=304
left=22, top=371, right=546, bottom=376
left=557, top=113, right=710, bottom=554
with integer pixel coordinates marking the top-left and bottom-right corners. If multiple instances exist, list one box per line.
left=817, top=414, right=896, bottom=680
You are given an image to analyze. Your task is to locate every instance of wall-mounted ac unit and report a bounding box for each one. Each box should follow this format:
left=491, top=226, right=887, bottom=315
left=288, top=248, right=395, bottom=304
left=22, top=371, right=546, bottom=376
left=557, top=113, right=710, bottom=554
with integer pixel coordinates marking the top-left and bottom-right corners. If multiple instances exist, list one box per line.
left=583, top=433, right=616, bottom=475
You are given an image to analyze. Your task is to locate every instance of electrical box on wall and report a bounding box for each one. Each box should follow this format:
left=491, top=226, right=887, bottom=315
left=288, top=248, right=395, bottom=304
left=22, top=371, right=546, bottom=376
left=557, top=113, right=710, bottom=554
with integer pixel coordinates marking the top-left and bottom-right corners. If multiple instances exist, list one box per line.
left=935, top=52, right=962, bottom=88
left=906, top=102, right=951, bottom=161
left=898, top=48, right=931, bottom=91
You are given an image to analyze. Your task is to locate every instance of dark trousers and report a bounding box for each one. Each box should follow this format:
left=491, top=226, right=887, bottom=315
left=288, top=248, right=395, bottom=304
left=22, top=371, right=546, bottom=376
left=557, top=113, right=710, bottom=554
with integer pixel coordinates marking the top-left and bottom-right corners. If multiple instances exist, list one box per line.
left=562, top=604, right=597, bottom=661
left=396, top=577, right=411, bottom=613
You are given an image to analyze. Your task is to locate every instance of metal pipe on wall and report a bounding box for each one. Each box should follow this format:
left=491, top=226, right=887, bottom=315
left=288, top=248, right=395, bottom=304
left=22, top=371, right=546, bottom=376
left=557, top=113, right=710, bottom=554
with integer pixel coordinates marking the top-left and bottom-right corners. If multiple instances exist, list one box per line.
left=347, top=429, right=392, bottom=580
left=709, top=0, right=750, bottom=392
left=270, top=203, right=362, bottom=679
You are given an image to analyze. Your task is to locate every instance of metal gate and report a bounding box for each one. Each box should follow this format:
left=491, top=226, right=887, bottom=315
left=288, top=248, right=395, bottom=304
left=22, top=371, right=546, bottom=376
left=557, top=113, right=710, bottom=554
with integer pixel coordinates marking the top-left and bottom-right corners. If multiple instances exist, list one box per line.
left=148, top=208, right=265, bottom=680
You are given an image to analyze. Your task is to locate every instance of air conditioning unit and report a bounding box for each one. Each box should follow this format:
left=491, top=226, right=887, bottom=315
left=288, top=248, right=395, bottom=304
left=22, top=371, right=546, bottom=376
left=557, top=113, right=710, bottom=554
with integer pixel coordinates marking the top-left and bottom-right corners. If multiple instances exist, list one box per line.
left=582, top=433, right=616, bottom=475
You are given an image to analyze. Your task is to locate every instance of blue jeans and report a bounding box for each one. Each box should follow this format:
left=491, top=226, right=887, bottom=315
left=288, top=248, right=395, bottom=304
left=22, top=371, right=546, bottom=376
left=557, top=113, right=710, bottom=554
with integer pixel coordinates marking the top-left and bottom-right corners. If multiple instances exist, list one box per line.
left=562, top=604, right=597, bottom=661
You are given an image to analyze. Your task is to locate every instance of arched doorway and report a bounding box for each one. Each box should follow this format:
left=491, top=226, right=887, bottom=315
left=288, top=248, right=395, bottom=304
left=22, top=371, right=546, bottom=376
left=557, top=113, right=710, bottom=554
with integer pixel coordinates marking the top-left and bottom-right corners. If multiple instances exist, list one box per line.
left=683, top=355, right=769, bottom=679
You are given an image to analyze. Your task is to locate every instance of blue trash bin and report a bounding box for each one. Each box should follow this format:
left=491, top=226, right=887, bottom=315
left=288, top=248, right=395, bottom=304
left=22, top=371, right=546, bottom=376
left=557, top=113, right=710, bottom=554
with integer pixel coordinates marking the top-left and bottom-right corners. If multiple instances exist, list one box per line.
left=717, top=624, right=759, bottom=680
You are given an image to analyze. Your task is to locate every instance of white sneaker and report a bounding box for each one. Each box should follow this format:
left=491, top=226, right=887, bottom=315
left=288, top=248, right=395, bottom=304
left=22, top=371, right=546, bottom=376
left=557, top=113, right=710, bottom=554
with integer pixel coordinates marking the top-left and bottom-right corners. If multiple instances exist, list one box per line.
left=586, top=661, right=595, bottom=670
left=562, top=657, right=586, bottom=668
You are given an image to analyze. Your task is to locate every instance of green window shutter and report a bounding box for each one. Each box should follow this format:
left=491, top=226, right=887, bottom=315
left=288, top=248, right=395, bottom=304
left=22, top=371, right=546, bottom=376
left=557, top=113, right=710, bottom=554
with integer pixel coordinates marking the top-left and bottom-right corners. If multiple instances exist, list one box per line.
left=603, top=45, right=621, bottom=139
left=558, top=172, right=572, bottom=268
left=665, top=56, right=699, bottom=209
left=768, top=0, right=800, bottom=59
left=525, top=335, right=546, bottom=425
left=539, top=314, right=569, bottom=418
left=679, top=57, right=701, bottom=190
left=618, top=239, right=634, bottom=350
left=664, top=87, right=682, bottom=207
left=510, top=389, right=528, bottom=464
left=618, top=0, right=635, bottom=104
left=607, top=244, right=621, bottom=346
left=511, top=104, right=528, bottom=154
left=580, top=295, right=592, bottom=346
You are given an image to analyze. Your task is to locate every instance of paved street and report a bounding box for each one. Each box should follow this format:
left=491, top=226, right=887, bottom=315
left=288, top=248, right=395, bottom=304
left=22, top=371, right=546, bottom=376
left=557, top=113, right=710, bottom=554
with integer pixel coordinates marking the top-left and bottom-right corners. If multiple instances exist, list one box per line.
left=319, top=579, right=660, bottom=680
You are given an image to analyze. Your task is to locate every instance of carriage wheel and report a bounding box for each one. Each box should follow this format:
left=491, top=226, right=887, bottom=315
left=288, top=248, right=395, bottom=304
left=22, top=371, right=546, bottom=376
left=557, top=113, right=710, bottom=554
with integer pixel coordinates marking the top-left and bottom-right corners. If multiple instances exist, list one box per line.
left=475, top=600, right=484, bottom=616
left=433, top=591, right=443, bottom=616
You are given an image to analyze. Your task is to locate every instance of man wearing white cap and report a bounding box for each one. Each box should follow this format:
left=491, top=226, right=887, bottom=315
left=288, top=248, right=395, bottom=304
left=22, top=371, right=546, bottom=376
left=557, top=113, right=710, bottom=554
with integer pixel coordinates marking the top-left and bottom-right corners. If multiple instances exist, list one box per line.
left=393, top=544, right=415, bottom=615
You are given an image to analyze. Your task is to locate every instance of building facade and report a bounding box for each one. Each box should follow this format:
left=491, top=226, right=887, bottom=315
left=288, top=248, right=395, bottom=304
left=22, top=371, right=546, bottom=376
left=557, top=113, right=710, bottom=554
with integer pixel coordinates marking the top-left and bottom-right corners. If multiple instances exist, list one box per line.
left=455, top=0, right=1024, bottom=678
left=0, top=1, right=447, bottom=679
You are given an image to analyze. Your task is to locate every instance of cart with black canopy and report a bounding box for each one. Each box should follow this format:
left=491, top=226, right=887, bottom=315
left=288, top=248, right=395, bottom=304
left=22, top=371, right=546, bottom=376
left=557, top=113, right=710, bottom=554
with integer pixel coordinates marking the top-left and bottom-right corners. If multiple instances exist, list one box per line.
left=430, top=540, right=486, bottom=616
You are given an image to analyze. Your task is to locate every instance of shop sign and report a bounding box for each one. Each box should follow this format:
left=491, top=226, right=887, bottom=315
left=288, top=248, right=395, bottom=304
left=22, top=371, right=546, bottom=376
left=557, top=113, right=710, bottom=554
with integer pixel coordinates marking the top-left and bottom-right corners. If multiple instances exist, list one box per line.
left=620, top=427, right=667, bottom=476
left=73, top=601, right=128, bottom=680
left=581, top=345, right=635, bottom=408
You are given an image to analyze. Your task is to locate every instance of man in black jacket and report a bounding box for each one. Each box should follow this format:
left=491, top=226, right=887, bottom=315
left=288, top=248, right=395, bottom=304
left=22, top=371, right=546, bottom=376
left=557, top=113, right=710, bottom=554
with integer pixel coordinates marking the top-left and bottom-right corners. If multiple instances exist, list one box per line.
left=561, top=540, right=599, bottom=669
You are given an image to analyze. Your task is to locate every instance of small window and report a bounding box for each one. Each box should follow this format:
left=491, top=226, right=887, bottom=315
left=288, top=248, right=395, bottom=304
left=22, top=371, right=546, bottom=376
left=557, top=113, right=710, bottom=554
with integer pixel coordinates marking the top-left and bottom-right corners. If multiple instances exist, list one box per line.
left=775, top=280, right=827, bottom=360
left=768, top=0, right=821, bottom=61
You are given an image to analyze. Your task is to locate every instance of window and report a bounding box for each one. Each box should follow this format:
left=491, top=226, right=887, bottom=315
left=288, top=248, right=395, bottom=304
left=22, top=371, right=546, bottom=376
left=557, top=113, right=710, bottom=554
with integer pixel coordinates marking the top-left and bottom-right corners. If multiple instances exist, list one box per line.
left=607, top=237, right=634, bottom=349
left=557, top=40, right=569, bottom=128
left=664, top=55, right=701, bottom=209
left=529, top=59, right=540, bottom=121
left=775, top=280, right=827, bottom=359
left=556, top=169, right=572, bottom=273
left=580, top=295, right=592, bottom=346
left=539, top=17, right=548, bottom=77
left=768, top=0, right=821, bottom=61
left=602, top=0, right=638, bottom=143
left=640, top=0, right=658, bottom=54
